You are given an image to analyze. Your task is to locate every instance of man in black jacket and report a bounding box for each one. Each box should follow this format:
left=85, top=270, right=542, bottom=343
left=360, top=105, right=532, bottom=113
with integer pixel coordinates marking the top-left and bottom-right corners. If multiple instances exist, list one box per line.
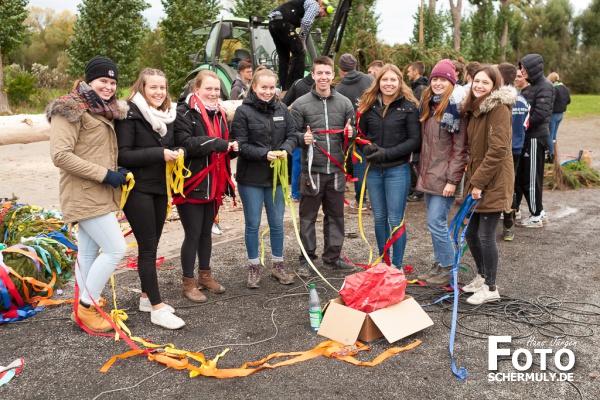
left=515, top=53, right=554, bottom=228
left=336, top=53, right=374, bottom=210
left=268, top=0, right=331, bottom=90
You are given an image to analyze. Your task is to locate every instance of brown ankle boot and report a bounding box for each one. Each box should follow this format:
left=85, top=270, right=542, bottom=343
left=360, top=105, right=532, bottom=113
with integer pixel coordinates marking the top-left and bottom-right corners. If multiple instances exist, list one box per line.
left=70, top=303, right=113, bottom=332
left=271, top=261, right=294, bottom=285
left=247, top=263, right=261, bottom=289
left=198, top=270, right=225, bottom=294
left=182, top=276, right=207, bottom=303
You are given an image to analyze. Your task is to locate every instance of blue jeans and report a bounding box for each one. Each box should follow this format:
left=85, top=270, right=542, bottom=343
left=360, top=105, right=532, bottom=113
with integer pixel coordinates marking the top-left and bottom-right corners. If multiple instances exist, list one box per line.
left=548, top=113, right=563, bottom=155
left=366, top=163, right=410, bottom=267
left=291, top=148, right=301, bottom=200
left=238, top=184, right=286, bottom=261
left=425, top=194, right=456, bottom=267
left=353, top=150, right=367, bottom=203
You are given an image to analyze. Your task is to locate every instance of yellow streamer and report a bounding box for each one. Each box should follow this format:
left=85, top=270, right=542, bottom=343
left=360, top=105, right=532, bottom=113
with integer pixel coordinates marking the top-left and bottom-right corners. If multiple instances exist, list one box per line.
left=270, top=154, right=337, bottom=291
left=119, top=172, right=135, bottom=211
left=166, top=153, right=192, bottom=216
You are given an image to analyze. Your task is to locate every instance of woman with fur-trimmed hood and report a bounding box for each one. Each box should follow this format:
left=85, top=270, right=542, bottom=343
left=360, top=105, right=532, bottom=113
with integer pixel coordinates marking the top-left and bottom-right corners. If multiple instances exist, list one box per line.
left=460, top=65, right=516, bottom=306
left=47, top=56, right=129, bottom=333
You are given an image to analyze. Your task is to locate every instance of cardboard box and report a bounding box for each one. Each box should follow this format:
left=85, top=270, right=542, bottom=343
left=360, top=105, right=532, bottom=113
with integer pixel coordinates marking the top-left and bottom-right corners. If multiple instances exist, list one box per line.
left=317, top=296, right=434, bottom=345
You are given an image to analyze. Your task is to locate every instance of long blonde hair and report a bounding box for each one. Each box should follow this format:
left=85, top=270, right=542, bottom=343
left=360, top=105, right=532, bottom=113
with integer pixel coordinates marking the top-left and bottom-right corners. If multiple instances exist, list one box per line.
left=358, top=64, right=419, bottom=114
left=419, top=81, right=454, bottom=123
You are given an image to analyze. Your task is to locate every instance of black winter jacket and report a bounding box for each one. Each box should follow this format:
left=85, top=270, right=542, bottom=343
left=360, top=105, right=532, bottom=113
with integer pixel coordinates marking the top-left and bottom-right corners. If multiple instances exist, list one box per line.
left=116, top=102, right=176, bottom=195
left=282, top=75, right=314, bottom=106
left=552, top=83, right=571, bottom=113
left=518, top=54, right=554, bottom=140
left=174, top=96, right=237, bottom=202
left=291, top=87, right=355, bottom=174
left=411, top=76, right=429, bottom=103
left=336, top=71, right=374, bottom=112
left=357, top=95, right=421, bottom=169
left=231, top=91, right=298, bottom=187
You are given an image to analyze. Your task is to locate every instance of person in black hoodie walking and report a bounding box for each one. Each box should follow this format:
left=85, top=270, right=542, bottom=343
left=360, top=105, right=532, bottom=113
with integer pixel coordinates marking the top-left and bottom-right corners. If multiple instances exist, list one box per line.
left=116, top=68, right=185, bottom=330
left=231, top=68, right=298, bottom=287
left=515, top=53, right=554, bottom=228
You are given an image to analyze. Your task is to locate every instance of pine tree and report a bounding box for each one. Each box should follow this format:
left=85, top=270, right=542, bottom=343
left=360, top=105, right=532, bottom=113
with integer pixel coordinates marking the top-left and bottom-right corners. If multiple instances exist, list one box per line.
left=161, top=0, right=221, bottom=97
left=0, top=0, right=29, bottom=114
left=67, top=0, right=150, bottom=85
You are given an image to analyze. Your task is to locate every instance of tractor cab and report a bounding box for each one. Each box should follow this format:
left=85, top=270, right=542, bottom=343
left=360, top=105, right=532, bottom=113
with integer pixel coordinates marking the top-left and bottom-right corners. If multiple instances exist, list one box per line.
left=184, top=17, right=321, bottom=100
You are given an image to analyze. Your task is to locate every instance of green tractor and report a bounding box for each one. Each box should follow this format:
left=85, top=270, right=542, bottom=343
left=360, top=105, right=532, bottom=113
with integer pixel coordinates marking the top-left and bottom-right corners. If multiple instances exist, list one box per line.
left=184, top=0, right=353, bottom=100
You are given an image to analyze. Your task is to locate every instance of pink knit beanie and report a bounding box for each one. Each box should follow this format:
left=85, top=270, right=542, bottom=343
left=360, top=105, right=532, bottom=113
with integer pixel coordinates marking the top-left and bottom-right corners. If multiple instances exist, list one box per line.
left=430, top=59, right=456, bottom=85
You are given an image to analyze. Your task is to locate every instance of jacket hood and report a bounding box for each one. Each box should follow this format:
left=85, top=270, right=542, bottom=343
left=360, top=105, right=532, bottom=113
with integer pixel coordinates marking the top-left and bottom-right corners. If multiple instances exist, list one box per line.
left=302, top=75, right=315, bottom=85
left=477, top=85, right=517, bottom=114
left=340, top=70, right=364, bottom=85
left=411, top=76, right=429, bottom=89
left=46, top=97, right=128, bottom=123
left=519, top=54, right=545, bottom=85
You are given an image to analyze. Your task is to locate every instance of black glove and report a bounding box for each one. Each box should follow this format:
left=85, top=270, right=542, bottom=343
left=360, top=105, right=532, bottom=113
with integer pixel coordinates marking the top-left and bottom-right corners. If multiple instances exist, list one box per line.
left=366, top=147, right=387, bottom=163
left=103, top=169, right=127, bottom=188
left=361, top=144, right=378, bottom=156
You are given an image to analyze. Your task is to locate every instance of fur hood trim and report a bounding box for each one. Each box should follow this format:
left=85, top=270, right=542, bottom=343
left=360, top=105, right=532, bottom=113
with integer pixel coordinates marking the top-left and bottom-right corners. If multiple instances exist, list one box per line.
left=45, top=98, right=129, bottom=123
left=478, top=85, right=517, bottom=114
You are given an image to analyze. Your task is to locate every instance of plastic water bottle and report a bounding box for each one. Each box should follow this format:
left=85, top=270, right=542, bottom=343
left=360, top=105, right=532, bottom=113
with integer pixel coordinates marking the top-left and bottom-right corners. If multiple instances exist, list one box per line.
left=308, top=283, right=322, bottom=331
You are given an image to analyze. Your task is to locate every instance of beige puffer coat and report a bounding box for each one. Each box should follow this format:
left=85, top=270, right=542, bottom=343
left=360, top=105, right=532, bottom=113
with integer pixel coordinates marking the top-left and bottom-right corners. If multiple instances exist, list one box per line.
left=47, top=97, right=128, bottom=223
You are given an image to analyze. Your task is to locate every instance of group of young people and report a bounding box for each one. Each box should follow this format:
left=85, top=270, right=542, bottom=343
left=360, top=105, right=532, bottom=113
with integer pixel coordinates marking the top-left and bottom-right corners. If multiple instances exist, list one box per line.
left=48, top=44, right=550, bottom=334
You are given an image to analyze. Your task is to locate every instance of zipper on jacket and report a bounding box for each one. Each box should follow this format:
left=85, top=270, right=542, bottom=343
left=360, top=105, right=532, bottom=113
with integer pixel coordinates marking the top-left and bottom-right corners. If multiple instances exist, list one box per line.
left=267, top=112, right=275, bottom=151
left=323, top=98, right=330, bottom=174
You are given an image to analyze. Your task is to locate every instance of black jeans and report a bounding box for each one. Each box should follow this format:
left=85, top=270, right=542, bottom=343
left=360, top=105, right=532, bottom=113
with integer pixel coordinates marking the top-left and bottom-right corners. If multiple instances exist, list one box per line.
left=123, top=190, right=168, bottom=306
left=465, top=212, right=501, bottom=287
left=269, top=18, right=305, bottom=90
left=176, top=201, right=215, bottom=277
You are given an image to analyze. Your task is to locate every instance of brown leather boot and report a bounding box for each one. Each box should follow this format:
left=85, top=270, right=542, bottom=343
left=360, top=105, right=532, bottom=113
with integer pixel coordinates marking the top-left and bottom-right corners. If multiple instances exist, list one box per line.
left=198, top=270, right=225, bottom=294
left=70, top=303, right=113, bottom=333
left=247, top=263, right=261, bottom=289
left=271, top=261, right=294, bottom=285
left=182, top=276, right=207, bottom=303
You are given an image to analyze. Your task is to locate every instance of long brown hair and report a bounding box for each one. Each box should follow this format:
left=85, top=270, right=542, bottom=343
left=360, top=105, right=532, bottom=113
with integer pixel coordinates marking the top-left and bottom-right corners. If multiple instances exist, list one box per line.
left=461, top=66, right=502, bottom=117
left=358, top=64, right=419, bottom=114
left=127, top=68, right=172, bottom=112
left=419, top=80, right=454, bottom=123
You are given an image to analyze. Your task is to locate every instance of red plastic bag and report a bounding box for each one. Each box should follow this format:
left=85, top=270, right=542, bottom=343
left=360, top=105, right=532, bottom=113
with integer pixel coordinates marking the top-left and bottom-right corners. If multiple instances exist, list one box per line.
left=339, top=263, right=407, bottom=313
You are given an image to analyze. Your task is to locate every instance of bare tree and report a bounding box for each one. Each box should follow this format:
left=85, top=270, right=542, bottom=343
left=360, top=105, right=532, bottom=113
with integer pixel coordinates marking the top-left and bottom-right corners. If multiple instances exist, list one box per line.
left=449, top=0, right=463, bottom=51
left=499, top=0, right=510, bottom=61
left=429, top=0, right=437, bottom=13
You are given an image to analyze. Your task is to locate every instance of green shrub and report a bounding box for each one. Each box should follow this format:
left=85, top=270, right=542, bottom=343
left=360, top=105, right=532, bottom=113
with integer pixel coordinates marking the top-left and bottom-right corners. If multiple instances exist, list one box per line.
left=5, top=67, right=38, bottom=104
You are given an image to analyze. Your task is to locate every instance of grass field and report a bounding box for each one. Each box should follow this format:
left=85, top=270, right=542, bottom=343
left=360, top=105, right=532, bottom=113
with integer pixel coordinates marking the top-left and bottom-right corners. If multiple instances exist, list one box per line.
left=565, top=94, right=600, bottom=119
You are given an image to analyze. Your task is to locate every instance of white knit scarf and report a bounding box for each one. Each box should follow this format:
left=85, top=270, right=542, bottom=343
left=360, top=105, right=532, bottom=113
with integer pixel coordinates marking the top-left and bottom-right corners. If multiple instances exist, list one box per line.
left=130, top=92, right=176, bottom=137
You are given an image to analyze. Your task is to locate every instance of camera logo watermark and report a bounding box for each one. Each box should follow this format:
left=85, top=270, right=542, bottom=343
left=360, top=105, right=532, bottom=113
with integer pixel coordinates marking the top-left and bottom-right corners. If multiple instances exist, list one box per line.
left=488, top=336, right=576, bottom=382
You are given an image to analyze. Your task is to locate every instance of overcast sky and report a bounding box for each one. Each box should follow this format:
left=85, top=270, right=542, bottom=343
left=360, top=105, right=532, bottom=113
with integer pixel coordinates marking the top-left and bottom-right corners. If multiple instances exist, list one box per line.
left=29, top=0, right=593, bottom=46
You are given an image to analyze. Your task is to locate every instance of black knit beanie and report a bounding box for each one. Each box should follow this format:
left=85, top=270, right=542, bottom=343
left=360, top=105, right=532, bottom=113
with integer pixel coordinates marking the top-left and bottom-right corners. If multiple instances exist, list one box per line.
left=85, top=56, right=119, bottom=83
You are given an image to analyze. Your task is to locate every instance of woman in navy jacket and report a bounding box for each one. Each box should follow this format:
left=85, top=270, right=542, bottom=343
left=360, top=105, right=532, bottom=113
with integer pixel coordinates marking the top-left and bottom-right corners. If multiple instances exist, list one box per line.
left=231, top=68, right=298, bottom=288
left=357, top=64, right=421, bottom=269
left=116, top=68, right=185, bottom=329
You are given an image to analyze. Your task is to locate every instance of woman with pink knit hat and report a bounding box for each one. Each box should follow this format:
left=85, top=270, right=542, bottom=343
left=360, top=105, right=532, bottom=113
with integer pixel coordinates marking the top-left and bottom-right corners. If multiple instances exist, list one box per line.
left=415, top=59, right=469, bottom=286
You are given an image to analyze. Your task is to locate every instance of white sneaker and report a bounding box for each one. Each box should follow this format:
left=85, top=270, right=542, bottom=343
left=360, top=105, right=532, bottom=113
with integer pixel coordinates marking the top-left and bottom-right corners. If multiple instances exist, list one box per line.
left=212, top=222, right=222, bottom=235
left=515, top=210, right=522, bottom=220
left=466, top=284, right=500, bottom=305
left=151, top=307, right=185, bottom=329
left=139, top=297, right=175, bottom=313
left=462, top=274, right=485, bottom=293
left=516, top=215, right=543, bottom=228
left=540, top=210, right=549, bottom=224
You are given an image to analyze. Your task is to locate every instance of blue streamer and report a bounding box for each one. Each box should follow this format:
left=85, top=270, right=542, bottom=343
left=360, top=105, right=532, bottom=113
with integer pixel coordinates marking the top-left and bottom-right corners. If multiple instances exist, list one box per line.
left=446, top=194, right=480, bottom=380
